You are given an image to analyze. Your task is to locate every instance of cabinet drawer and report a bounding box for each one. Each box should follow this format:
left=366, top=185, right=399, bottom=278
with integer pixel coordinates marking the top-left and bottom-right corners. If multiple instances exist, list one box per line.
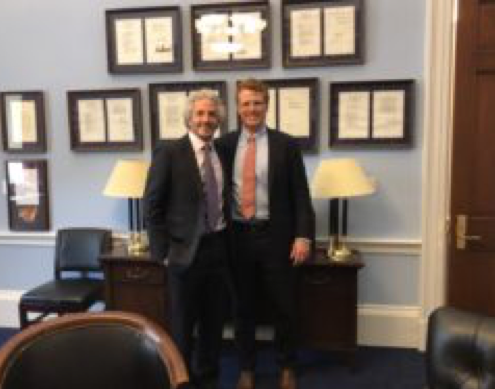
left=112, top=265, right=164, bottom=285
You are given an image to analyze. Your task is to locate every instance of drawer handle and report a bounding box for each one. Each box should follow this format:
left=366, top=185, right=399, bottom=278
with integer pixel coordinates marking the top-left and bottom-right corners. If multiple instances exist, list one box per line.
left=125, top=268, right=150, bottom=280
left=303, top=274, right=332, bottom=285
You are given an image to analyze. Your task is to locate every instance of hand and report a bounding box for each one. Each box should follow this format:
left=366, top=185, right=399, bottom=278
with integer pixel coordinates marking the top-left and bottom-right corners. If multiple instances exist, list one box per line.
left=290, top=238, right=311, bottom=265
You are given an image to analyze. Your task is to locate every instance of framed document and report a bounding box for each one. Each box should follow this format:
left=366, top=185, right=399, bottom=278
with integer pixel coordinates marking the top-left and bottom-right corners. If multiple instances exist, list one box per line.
left=329, top=79, right=414, bottom=147
left=0, top=91, right=46, bottom=153
left=5, top=159, right=50, bottom=231
left=149, top=81, right=228, bottom=148
left=67, top=88, right=143, bottom=151
left=106, top=6, right=182, bottom=74
left=237, top=78, right=319, bottom=152
left=282, top=0, right=363, bottom=68
left=191, top=1, right=271, bottom=71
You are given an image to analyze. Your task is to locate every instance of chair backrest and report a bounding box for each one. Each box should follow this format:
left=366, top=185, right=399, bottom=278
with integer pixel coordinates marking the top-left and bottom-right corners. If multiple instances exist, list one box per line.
left=0, top=311, right=189, bottom=389
left=55, top=228, right=111, bottom=278
left=426, top=306, right=495, bottom=389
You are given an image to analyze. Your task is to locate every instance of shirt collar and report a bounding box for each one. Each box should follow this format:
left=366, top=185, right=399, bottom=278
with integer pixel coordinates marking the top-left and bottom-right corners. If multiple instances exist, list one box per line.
left=188, top=131, right=212, bottom=153
left=241, top=125, right=267, bottom=141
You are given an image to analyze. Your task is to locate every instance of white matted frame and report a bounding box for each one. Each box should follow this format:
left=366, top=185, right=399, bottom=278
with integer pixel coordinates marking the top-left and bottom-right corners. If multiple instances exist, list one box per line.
left=67, top=88, right=143, bottom=152
left=0, top=91, right=46, bottom=153
left=106, top=6, right=183, bottom=74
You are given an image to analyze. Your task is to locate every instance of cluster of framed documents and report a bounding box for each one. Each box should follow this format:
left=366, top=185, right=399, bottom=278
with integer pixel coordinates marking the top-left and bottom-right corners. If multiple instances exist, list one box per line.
left=105, top=0, right=362, bottom=73
left=1, top=92, right=50, bottom=231
left=0, top=0, right=417, bottom=232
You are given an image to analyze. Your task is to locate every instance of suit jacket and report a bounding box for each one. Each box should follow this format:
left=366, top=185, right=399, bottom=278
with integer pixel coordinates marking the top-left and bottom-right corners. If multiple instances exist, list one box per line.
left=216, top=128, right=315, bottom=260
left=143, top=135, right=207, bottom=269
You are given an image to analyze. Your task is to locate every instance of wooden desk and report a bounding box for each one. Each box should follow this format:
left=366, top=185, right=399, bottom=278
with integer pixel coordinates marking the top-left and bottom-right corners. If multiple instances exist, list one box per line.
left=100, top=247, right=363, bottom=364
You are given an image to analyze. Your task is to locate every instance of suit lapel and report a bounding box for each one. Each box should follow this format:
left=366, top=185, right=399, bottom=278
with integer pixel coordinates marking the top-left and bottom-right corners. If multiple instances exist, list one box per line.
left=179, top=135, right=202, bottom=195
left=267, top=129, right=276, bottom=194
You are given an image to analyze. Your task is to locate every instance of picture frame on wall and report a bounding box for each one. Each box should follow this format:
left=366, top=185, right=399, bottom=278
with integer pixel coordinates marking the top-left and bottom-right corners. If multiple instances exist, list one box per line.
left=329, top=79, right=414, bottom=147
left=191, top=1, right=271, bottom=71
left=5, top=159, right=50, bottom=231
left=0, top=91, right=46, bottom=153
left=105, top=6, right=182, bottom=74
left=67, top=88, right=143, bottom=152
left=237, top=78, right=319, bottom=152
left=281, top=0, right=363, bottom=68
left=149, top=81, right=228, bottom=148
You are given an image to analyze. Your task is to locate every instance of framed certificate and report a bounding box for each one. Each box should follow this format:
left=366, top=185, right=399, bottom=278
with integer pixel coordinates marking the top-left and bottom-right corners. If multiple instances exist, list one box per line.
left=67, top=89, right=143, bottom=151
left=191, top=1, right=271, bottom=71
left=329, top=79, right=414, bottom=147
left=0, top=91, right=46, bottom=153
left=5, top=159, right=50, bottom=231
left=282, top=0, right=363, bottom=68
left=106, top=6, right=182, bottom=74
left=149, top=81, right=228, bottom=148
left=236, top=78, right=319, bottom=152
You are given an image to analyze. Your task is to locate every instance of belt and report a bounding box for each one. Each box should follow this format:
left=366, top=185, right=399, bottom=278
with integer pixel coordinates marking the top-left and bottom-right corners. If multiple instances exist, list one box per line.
left=233, top=220, right=270, bottom=233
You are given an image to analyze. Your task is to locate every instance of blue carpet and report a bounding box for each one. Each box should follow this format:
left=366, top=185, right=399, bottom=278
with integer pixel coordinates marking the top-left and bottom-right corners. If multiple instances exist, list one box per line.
left=0, top=328, right=17, bottom=346
left=0, top=328, right=425, bottom=389
left=219, top=343, right=425, bottom=389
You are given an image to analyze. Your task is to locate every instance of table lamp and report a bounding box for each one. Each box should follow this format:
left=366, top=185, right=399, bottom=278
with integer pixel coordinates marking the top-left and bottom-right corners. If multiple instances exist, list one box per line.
left=311, top=158, right=375, bottom=261
left=103, top=159, right=150, bottom=254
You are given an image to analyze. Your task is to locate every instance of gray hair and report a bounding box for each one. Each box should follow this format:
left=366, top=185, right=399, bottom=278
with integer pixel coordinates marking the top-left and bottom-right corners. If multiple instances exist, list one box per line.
left=183, top=89, right=226, bottom=128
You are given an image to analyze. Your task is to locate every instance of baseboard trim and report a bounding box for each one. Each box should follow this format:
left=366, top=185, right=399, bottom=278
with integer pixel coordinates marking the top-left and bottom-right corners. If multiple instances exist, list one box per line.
left=0, top=290, right=423, bottom=349
left=357, top=304, right=421, bottom=349
left=0, top=290, right=23, bottom=328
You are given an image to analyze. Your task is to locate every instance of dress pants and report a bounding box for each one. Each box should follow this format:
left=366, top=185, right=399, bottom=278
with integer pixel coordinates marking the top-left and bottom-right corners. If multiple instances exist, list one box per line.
left=167, top=230, right=229, bottom=385
left=232, top=221, right=298, bottom=370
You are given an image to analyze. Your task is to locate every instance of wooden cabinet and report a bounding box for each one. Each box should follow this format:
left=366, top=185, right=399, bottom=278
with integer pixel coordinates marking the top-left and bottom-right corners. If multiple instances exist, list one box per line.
left=100, top=248, right=168, bottom=329
left=298, top=249, right=363, bottom=364
left=100, top=247, right=363, bottom=364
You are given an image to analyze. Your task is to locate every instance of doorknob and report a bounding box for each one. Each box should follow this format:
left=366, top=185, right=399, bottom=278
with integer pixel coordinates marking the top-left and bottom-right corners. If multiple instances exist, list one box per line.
left=456, top=214, right=482, bottom=249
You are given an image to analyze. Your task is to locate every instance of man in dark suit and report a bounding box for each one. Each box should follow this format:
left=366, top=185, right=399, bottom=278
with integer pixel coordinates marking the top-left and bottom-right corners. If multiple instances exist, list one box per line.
left=216, top=79, right=315, bottom=389
left=143, top=90, right=229, bottom=389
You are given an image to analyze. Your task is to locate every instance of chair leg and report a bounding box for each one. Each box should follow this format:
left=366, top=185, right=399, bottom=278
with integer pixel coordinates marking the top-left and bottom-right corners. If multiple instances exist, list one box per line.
left=19, top=305, right=29, bottom=329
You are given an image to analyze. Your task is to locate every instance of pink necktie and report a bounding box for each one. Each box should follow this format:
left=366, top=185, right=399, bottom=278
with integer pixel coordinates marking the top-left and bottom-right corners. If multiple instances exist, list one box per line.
left=241, top=135, right=256, bottom=219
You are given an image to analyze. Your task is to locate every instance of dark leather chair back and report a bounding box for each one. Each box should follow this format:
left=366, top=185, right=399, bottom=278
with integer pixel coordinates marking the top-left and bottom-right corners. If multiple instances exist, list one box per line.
left=18, top=228, right=112, bottom=328
left=426, top=306, right=495, bottom=389
left=0, top=312, right=189, bottom=389
left=55, top=228, right=111, bottom=278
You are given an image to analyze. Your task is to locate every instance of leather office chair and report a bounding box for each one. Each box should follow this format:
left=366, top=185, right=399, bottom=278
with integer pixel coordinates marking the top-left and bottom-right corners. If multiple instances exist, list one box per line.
left=0, top=311, right=190, bottom=389
left=426, top=306, right=495, bottom=389
left=18, top=228, right=112, bottom=328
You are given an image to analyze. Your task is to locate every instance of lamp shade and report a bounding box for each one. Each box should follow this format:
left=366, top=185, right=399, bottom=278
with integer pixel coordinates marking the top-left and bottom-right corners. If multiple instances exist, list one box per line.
left=311, top=158, right=375, bottom=199
left=103, top=160, right=150, bottom=199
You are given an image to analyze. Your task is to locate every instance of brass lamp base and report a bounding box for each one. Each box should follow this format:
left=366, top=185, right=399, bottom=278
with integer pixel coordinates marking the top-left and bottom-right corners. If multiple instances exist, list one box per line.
left=127, top=232, right=148, bottom=255
left=330, top=244, right=353, bottom=261
left=326, top=236, right=353, bottom=262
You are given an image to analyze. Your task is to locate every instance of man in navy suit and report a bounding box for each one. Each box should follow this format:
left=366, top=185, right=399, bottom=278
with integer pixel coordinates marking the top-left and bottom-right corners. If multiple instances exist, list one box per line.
left=143, top=90, right=229, bottom=389
left=216, top=79, right=315, bottom=389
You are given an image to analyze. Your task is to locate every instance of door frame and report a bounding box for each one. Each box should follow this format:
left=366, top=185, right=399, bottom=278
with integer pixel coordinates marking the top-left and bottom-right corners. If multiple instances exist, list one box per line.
left=420, top=0, right=456, bottom=347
